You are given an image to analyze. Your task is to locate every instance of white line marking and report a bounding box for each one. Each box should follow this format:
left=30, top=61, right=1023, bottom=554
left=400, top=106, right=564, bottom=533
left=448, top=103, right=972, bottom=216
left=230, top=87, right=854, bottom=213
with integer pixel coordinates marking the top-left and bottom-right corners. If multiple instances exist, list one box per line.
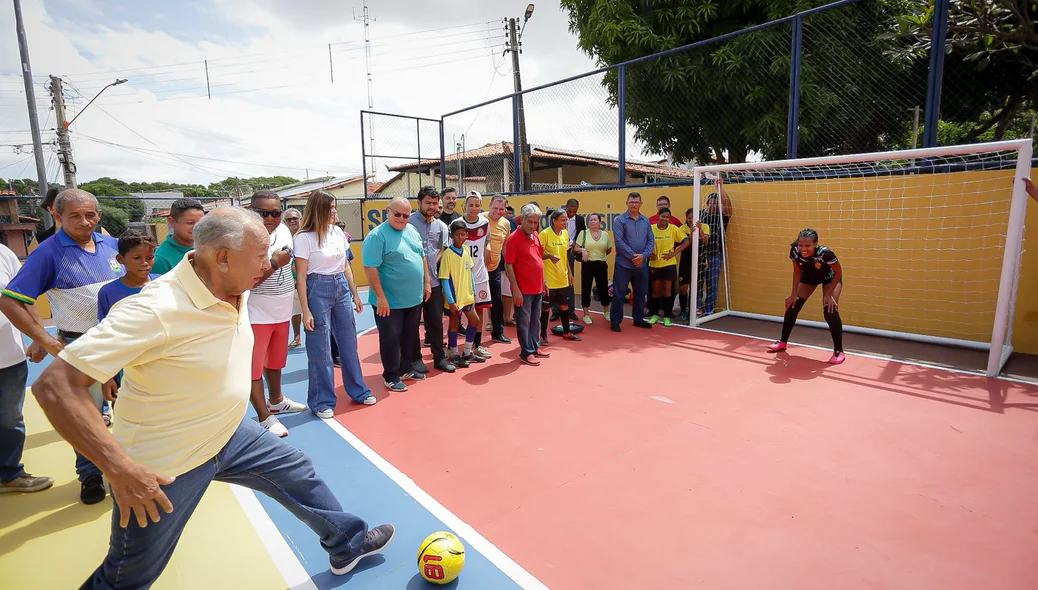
left=650, top=396, right=675, bottom=404
left=230, top=484, right=319, bottom=590
left=319, top=416, right=550, bottom=590
left=589, top=308, right=1035, bottom=384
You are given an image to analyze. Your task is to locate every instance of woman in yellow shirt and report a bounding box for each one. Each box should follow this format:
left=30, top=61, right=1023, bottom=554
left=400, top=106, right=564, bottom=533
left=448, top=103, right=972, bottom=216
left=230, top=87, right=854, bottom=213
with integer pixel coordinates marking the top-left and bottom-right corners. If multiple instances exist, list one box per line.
left=539, top=209, right=581, bottom=344
left=572, top=212, right=612, bottom=324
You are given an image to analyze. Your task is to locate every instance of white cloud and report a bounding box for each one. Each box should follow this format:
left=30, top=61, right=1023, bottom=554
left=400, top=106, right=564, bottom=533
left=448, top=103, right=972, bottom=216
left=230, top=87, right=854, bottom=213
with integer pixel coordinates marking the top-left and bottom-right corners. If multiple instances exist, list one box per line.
left=0, top=0, right=599, bottom=190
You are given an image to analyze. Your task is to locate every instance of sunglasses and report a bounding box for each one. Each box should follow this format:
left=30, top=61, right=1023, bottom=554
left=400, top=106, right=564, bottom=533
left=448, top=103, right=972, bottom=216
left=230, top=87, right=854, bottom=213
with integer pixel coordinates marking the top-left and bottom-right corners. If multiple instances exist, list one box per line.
left=389, top=210, right=411, bottom=219
left=256, top=209, right=283, bottom=219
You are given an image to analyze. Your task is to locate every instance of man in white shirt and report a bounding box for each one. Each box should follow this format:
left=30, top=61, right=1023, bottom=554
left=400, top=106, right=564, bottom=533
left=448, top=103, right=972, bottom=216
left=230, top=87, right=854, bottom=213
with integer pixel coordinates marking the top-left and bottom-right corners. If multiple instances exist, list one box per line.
left=247, top=191, right=307, bottom=437
left=32, top=207, right=394, bottom=587
left=0, top=243, right=53, bottom=494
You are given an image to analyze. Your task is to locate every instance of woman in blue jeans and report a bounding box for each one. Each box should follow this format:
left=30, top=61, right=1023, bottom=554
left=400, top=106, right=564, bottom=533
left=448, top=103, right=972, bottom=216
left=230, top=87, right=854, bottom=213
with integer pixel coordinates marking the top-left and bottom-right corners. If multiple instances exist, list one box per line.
left=294, top=190, right=375, bottom=415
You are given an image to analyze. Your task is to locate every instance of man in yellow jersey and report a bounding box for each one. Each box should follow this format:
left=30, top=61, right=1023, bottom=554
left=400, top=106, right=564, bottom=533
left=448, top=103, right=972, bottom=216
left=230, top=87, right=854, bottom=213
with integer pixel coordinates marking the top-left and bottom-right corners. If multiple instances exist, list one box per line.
left=648, top=208, right=691, bottom=327
left=539, top=208, right=580, bottom=343
left=482, top=195, right=513, bottom=344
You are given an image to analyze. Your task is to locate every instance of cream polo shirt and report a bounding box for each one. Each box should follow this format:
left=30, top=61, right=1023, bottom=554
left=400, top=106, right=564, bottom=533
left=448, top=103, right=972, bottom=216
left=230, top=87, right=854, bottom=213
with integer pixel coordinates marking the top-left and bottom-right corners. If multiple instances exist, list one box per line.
left=59, top=255, right=253, bottom=478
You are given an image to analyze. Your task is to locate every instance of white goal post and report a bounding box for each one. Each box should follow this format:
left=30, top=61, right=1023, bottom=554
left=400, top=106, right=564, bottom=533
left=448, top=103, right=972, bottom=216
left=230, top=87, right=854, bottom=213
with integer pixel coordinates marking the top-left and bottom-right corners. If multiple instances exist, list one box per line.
left=689, top=139, right=1033, bottom=377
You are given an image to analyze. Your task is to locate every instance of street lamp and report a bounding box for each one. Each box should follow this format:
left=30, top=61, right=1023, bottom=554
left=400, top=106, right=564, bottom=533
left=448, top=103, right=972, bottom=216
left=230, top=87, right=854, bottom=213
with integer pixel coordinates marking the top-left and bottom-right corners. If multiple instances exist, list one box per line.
left=65, top=78, right=127, bottom=128
left=525, top=4, right=535, bottom=21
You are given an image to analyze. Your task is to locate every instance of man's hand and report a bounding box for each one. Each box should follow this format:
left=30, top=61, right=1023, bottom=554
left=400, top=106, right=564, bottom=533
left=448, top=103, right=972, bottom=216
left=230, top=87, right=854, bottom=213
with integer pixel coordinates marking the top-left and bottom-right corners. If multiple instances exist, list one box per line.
left=548, top=254, right=561, bottom=264
left=449, top=303, right=459, bottom=315
left=27, top=340, right=48, bottom=363
left=271, top=249, right=292, bottom=269
left=662, top=251, right=677, bottom=261
left=632, top=254, right=645, bottom=267
left=376, top=295, right=391, bottom=317
left=108, top=460, right=176, bottom=528
left=102, top=378, right=119, bottom=402
left=424, top=283, right=432, bottom=302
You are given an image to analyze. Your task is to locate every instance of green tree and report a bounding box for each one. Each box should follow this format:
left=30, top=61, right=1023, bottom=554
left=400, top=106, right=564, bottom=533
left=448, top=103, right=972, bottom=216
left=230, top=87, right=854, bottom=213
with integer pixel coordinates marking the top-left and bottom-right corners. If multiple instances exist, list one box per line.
left=98, top=202, right=129, bottom=237
left=559, top=0, right=934, bottom=162
left=891, top=0, right=1037, bottom=142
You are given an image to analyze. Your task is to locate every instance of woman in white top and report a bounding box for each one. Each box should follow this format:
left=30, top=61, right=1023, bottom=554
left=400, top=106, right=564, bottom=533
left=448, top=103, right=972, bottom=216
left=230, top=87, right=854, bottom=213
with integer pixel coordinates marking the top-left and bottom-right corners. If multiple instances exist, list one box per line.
left=294, top=190, right=374, bottom=414
left=572, top=212, right=613, bottom=324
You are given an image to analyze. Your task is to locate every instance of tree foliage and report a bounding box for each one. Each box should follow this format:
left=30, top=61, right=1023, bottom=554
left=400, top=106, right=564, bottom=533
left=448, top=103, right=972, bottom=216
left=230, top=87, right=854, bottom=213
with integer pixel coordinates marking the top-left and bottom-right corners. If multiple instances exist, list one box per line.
left=560, top=0, right=1033, bottom=162
left=98, top=203, right=129, bottom=237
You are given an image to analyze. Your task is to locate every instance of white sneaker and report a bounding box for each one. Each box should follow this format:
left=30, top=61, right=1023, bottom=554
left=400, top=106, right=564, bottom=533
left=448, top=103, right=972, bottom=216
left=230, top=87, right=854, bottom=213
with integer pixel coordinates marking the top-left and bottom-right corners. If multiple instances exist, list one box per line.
left=361, top=395, right=377, bottom=405
left=583, top=313, right=593, bottom=324
left=268, top=396, right=307, bottom=414
left=315, top=409, right=334, bottom=419
left=260, top=416, right=288, bottom=438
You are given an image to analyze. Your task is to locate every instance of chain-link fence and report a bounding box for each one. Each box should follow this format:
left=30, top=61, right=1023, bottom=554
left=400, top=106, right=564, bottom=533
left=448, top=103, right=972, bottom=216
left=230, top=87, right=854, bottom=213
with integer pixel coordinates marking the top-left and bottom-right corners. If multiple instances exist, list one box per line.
left=360, top=111, right=443, bottom=200
left=364, top=0, right=1033, bottom=197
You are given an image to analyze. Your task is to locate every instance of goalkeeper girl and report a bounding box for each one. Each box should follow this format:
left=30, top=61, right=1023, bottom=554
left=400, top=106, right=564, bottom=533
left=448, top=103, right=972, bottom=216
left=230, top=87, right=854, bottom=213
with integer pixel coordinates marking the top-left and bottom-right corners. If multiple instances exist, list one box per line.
left=767, top=228, right=845, bottom=364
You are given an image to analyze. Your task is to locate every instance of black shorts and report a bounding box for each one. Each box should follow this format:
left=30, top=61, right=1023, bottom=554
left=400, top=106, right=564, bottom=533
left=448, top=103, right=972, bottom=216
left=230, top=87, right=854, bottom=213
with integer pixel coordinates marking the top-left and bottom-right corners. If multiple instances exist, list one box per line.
left=543, top=286, right=573, bottom=308
left=650, top=266, right=678, bottom=282
left=801, top=274, right=842, bottom=287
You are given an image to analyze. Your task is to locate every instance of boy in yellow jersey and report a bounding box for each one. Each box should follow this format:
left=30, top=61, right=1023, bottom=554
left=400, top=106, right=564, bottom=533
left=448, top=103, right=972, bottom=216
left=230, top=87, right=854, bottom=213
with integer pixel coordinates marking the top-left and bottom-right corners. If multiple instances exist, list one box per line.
left=648, top=208, right=690, bottom=327
left=539, top=209, right=580, bottom=343
left=439, top=220, right=483, bottom=368
left=678, top=207, right=709, bottom=321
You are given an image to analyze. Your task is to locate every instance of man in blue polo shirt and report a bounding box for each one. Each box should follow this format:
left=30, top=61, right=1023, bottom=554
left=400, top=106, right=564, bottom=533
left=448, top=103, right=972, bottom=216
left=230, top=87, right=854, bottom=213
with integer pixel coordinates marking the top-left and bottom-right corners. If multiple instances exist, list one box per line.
left=363, top=197, right=431, bottom=392
left=610, top=191, right=655, bottom=332
left=0, top=189, right=122, bottom=505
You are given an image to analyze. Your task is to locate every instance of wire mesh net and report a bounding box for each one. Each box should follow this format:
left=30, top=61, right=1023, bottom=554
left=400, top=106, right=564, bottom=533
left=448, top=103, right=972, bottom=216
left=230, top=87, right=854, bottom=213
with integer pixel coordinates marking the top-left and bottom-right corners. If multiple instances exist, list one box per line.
left=441, top=95, right=515, bottom=195
left=362, top=112, right=443, bottom=200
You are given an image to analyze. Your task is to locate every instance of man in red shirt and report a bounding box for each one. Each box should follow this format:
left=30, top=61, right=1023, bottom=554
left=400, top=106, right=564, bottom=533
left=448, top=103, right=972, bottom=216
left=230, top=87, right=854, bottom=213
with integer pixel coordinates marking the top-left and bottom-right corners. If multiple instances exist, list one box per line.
left=505, top=203, right=550, bottom=366
left=650, top=195, right=683, bottom=227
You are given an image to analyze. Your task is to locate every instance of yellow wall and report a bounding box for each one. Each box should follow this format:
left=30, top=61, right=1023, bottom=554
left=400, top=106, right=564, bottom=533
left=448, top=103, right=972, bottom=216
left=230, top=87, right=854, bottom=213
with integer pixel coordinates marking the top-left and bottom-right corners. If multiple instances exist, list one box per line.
left=357, top=172, right=1038, bottom=355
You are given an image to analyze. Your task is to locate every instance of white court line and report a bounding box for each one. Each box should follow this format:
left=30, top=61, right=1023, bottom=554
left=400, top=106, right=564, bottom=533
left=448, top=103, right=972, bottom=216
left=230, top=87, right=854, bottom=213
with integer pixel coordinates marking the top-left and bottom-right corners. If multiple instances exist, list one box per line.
left=230, top=484, right=319, bottom=590
left=595, top=309, right=1036, bottom=385
left=318, top=416, right=550, bottom=590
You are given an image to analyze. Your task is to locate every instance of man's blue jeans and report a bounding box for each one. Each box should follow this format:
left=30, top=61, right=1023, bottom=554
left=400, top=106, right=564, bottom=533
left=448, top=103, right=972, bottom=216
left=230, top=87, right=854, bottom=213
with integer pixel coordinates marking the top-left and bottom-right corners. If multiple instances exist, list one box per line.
left=373, top=304, right=421, bottom=383
left=513, top=293, right=542, bottom=357
left=79, top=418, right=369, bottom=589
left=698, top=252, right=723, bottom=314
left=305, top=274, right=371, bottom=410
left=63, top=333, right=105, bottom=483
left=610, top=263, right=649, bottom=326
left=0, top=360, right=29, bottom=483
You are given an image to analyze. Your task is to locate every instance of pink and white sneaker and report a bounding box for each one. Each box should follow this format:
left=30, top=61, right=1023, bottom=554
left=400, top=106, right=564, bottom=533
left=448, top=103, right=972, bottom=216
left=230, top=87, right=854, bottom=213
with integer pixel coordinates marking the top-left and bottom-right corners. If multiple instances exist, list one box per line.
left=767, top=341, right=787, bottom=352
left=828, top=352, right=846, bottom=365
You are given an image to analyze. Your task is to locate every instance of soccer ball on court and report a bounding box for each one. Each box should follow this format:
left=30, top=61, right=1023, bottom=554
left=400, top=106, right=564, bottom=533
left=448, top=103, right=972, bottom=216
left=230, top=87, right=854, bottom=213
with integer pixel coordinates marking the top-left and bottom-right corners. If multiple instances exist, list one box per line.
left=417, top=531, right=466, bottom=584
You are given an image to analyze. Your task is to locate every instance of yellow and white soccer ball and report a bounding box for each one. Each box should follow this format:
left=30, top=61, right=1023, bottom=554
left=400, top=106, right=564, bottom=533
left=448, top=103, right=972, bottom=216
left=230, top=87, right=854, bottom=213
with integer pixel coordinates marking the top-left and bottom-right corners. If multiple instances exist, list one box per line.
left=417, top=531, right=466, bottom=584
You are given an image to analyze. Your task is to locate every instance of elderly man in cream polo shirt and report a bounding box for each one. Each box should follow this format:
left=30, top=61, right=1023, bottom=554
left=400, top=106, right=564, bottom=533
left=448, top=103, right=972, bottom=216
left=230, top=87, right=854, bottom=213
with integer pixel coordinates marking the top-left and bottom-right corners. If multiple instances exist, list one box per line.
left=32, top=208, right=394, bottom=589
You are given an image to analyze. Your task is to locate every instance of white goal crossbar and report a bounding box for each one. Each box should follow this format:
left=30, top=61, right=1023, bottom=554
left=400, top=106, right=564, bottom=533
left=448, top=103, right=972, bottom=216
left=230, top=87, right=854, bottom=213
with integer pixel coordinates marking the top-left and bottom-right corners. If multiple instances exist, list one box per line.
left=690, top=139, right=1033, bottom=378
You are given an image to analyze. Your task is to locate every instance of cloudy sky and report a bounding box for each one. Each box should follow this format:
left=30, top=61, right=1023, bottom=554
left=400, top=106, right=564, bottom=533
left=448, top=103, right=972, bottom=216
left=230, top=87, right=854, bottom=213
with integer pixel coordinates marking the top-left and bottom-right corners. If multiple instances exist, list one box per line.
left=0, top=0, right=617, bottom=188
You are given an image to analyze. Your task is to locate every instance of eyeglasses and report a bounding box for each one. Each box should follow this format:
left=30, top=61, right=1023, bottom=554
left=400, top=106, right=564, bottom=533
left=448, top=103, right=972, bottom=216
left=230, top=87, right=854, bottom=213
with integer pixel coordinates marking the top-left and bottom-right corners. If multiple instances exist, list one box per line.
left=389, top=210, right=411, bottom=219
left=284, top=216, right=300, bottom=222
left=255, top=209, right=282, bottom=219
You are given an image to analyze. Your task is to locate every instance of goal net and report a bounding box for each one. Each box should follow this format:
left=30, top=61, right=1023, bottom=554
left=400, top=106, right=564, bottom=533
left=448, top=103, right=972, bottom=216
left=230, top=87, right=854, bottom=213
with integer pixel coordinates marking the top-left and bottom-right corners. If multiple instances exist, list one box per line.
left=690, top=139, right=1033, bottom=377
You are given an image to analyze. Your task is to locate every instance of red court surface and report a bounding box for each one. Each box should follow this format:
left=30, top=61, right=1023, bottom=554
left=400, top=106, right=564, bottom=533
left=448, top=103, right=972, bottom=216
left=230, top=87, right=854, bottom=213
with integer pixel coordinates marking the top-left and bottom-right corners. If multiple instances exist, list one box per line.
left=333, top=320, right=1038, bottom=589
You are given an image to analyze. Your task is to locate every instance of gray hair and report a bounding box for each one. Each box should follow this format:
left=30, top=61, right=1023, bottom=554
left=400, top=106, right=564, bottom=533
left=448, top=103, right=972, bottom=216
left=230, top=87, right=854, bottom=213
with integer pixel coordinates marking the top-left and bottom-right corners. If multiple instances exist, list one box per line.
left=283, top=207, right=301, bottom=219
left=193, top=207, right=265, bottom=253
left=520, top=203, right=542, bottom=219
left=54, top=189, right=99, bottom=213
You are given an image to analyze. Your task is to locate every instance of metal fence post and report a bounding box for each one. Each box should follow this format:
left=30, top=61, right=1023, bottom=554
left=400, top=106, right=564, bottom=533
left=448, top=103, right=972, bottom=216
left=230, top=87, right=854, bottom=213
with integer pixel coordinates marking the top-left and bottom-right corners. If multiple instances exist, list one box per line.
left=360, top=111, right=368, bottom=199
left=786, top=15, right=804, bottom=159
left=617, top=65, right=627, bottom=185
left=416, top=118, right=422, bottom=186
left=439, top=118, right=446, bottom=191
left=922, top=0, right=949, bottom=148
left=512, top=94, right=521, bottom=193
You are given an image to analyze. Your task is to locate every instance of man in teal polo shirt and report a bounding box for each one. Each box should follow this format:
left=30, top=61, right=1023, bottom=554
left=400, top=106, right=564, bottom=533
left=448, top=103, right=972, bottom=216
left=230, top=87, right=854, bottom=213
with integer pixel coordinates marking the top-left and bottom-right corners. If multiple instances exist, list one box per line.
left=362, top=197, right=431, bottom=392
left=152, top=198, right=204, bottom=275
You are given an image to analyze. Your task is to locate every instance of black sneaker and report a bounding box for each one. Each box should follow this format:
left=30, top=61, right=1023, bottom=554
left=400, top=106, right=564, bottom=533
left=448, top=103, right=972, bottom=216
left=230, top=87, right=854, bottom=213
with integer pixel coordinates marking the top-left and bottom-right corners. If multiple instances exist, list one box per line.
left=434, top=359, right=457, bottom=373
left=491, top=334, right=511, bottom=344
left=412, top=361, right=430, bottom=374
left=450, top=355, right=470, bottom=368
left=330, top=524, right=396, bottom=575
left=633, top=321, right=652, bottom=329
left=80, top=474, right=106, bottom=505
left=463, top=353, right=486, bottom=364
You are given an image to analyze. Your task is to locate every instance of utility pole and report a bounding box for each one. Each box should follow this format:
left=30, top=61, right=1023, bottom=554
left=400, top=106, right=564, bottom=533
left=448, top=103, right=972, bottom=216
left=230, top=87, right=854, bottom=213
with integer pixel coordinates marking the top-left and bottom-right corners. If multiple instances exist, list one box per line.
left=507, top=17, right=531, bottom=191
left=507, top=6, right=535, bottom=191
left=49, top=75, right=76, bottom=189
left=13, top=0, right=49, bottom=217
left=354, top=1, right=376, bottom=176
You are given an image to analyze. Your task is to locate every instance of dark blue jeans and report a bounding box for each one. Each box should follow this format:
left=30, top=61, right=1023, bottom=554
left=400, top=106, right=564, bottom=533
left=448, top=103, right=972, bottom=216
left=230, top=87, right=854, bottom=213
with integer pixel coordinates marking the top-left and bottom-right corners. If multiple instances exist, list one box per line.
left=373, top=304, right=421, bottom=383
left=62, top=333, right=104, bottom=482
left=610, top=263, right=649, bottom=326
left=699, top=252, right=723, bottom=314
left=513, top=293, right=542, bottom=357
left=305, top=274, right=371, bottom=409
left=79, top=418, right=369, bottom=589
left=488, top=264, right=505, bottom=339
left=0, top=360, right=28, bottom=483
